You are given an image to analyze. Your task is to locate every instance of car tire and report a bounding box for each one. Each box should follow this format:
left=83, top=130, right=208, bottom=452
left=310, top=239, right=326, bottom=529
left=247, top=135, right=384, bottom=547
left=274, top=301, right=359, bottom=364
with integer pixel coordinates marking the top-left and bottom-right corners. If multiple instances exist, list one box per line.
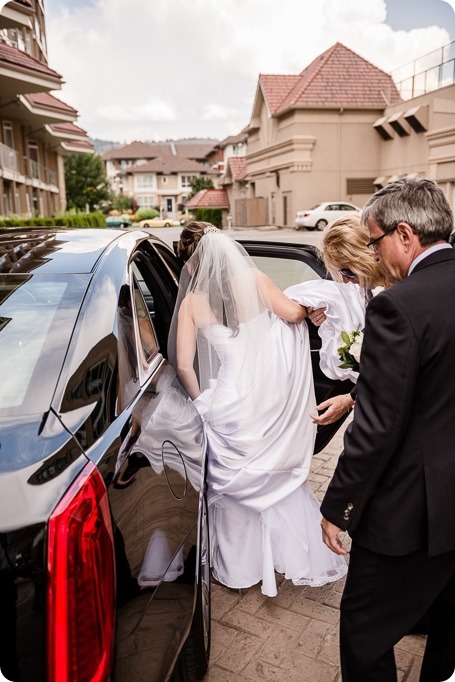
left=172, top=496, right=211, bottom=681
left=143, top=222, right=150, bottom=228
left=315, top=219, right=328, bottom=231
left=164, top=222, right=171, bottom=227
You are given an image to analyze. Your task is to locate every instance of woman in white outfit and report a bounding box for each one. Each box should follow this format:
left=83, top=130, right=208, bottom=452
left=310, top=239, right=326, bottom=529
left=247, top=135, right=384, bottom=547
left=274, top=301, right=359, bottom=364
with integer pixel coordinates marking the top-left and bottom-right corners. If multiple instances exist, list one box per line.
left=168, top=221, right=348, bottom=597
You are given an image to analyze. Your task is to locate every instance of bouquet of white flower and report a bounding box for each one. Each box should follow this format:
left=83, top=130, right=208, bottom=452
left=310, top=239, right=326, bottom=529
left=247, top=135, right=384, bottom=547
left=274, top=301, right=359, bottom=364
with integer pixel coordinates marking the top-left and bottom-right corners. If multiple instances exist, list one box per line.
left=337, top=329, right=364, bottom=373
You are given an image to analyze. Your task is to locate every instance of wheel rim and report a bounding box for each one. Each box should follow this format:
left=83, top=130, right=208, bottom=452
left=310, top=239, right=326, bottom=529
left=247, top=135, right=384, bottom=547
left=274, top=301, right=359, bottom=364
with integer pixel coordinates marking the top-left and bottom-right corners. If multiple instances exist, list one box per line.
left=316, top=220, right=327, bottom=230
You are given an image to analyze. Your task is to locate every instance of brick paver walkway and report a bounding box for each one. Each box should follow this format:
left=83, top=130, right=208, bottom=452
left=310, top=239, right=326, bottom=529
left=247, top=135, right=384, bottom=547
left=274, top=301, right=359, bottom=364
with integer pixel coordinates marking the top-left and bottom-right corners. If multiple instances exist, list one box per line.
left=206, top=419, right=426, bottom=681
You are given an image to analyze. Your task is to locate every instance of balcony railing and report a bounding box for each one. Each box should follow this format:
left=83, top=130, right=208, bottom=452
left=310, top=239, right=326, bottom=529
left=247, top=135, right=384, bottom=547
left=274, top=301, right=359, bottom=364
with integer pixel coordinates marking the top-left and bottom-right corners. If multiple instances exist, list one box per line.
left=0, top=142, right=19, bottom=173
left=29, top=159, right=40, bottom=180
left=45, top=167, right=57, bottom=186
left=392, top=41, right=455, bottom=100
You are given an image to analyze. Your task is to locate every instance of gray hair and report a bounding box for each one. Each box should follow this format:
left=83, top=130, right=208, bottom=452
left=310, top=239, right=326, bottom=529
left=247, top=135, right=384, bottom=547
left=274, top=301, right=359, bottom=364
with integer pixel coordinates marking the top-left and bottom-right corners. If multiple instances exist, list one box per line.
left=361, top=176, right=454, bottom=246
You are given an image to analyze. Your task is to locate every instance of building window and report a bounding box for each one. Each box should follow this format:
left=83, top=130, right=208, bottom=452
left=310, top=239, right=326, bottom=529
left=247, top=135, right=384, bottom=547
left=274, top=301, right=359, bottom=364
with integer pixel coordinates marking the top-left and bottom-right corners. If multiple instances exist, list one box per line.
left=2, top=122, right=14, bottom=150
left=181, top=175, right=196, bottom=188
left=135, top=174, right=154, bottom=190
left=119, top=160, right=130, bottom=169
left=137, top=196, right=155, bottom=208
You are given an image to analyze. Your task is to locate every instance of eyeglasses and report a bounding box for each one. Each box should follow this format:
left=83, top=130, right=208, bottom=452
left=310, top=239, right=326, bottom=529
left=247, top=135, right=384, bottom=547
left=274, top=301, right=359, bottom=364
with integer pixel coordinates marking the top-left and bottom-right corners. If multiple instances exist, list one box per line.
left=367, top=226, right=398, bottom=252
left=338, top=268, right=357, bottom=279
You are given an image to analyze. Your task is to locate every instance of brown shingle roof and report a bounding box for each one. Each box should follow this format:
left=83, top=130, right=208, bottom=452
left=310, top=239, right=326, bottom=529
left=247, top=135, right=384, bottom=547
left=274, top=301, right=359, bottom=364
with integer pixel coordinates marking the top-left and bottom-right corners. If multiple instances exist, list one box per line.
left=0, top=43, right=62, bottom=80
left=174, top=143, right=217, bottom=159
left=227, top=157, right=248, bottom=181
left=131, top=156, right=215, bottom=174
left=185, top=189, right=229, bottom=209
left=26, top=92, right=77, bottom=115
left=102, top=140, right=217, bottom=161
left=102, top=141, right=169, bottom=160
left=275, top=43, right=401, bottom=112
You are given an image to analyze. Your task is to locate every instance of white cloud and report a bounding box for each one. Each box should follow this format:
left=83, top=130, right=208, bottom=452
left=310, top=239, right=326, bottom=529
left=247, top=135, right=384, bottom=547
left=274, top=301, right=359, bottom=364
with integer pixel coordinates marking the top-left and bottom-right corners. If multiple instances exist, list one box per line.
left=44, top=0, right=451, bottom=142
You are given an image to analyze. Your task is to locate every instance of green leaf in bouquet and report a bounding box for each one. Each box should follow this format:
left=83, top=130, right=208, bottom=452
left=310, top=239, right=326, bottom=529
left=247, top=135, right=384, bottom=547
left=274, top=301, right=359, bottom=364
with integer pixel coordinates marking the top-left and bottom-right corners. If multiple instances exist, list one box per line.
left=341, top=331, right=351, bottom=345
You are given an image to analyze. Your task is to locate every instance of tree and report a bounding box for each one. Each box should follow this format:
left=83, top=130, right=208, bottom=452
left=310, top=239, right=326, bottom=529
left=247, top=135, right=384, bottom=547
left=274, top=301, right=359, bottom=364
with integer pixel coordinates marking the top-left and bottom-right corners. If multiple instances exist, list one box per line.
left=64, top=154, right=110, bottom=211
left=111, top=193, right=132, bottom=213
left=187, top=176, right=214, bottom=200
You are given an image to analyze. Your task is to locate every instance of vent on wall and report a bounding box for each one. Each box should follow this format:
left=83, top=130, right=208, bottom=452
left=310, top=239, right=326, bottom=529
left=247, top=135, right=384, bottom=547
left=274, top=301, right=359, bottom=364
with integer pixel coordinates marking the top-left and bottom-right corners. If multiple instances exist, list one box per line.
left=346, top=178, right=376, bottom=194
left=403, top=105, right=429, bottom=133
left=373, top=116, right=393, bottom=140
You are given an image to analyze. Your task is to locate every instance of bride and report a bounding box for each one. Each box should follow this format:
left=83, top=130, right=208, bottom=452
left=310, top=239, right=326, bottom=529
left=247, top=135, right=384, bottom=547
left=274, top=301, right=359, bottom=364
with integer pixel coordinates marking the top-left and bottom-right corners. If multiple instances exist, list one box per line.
left=168, top=221, right=348, bottom=597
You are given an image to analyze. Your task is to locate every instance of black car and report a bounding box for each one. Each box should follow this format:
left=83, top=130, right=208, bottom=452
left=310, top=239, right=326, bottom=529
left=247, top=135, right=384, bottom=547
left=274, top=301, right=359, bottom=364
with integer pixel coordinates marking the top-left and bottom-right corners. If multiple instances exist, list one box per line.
left=0, top=228, right=351, bottom=682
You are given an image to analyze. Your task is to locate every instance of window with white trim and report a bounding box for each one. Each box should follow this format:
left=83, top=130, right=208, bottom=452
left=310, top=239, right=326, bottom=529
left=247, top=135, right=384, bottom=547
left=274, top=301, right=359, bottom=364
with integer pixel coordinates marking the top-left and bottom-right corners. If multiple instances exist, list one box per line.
left=135, top=174, right=154, bottom=190
left=137, top=196, right=155, bottom=208
left=180, top=175, right=196, bottom=188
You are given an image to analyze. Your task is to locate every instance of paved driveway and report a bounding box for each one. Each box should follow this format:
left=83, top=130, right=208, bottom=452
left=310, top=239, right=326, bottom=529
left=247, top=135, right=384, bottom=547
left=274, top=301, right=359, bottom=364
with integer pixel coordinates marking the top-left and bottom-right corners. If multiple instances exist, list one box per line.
left=205, top=419, right=426, bottom=681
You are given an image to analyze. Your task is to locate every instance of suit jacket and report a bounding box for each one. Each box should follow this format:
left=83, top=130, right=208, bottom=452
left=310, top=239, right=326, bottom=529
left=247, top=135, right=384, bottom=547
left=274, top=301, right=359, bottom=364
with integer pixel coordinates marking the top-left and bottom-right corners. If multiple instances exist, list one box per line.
left=320, top=248, right=455, bottom=556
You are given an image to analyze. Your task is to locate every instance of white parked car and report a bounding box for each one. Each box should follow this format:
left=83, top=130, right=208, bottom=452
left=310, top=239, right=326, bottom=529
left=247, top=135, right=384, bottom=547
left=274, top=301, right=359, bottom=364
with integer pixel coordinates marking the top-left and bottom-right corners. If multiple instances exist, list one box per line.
left=294, top=202, right=361, bottom=231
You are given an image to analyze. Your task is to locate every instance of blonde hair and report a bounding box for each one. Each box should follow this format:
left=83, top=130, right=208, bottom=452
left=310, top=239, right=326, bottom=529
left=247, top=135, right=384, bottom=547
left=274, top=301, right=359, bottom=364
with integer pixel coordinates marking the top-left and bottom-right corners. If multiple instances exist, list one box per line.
left=322, top=215, right=387, bottom=289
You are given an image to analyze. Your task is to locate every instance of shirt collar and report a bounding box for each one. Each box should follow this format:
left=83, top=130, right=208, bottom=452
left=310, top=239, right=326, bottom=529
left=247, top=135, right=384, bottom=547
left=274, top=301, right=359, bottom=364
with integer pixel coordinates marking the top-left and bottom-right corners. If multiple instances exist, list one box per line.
left=407, top=243, right=452, bottom=276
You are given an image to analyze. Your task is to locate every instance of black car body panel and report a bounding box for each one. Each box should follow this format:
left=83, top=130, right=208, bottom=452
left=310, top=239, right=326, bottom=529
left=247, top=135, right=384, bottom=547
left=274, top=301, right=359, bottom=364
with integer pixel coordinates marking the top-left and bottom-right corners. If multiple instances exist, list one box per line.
left=0, top=227, right=352, bottom=682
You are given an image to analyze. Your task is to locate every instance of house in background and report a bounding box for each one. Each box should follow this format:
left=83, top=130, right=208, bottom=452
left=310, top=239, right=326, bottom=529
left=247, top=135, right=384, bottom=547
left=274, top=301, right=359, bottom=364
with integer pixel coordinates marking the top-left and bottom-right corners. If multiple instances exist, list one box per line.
left=185, top=188, right=229, bottom=227
left=0, top=0, right=93, bottom=218
left=244, top=41, right=455, bottom=227
left=102, top=139, right=219, bottom=219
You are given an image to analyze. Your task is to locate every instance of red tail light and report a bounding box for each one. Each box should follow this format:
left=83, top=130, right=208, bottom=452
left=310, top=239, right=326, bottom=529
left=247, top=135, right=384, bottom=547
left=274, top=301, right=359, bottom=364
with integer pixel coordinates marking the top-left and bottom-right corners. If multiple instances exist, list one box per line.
left=303, top=212, right=310, bottom=217
left=47, top=461, right=116, bottom=682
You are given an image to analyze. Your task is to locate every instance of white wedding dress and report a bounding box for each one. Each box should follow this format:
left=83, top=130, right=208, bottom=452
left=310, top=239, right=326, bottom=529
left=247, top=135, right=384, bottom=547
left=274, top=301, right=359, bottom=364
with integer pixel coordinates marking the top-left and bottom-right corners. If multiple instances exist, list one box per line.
left=193, top=308, right=348, bottom=597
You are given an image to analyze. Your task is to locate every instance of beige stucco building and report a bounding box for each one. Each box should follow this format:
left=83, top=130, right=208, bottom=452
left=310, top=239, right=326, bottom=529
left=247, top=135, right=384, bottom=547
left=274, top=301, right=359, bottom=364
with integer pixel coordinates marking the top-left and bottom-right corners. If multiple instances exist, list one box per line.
left=243, top=42, right=455, bottom=227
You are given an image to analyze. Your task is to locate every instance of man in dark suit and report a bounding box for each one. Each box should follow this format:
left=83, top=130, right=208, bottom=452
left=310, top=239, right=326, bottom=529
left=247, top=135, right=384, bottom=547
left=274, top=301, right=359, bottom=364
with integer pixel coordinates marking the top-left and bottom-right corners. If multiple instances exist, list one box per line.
left=320, top=177, right=455, bottom=682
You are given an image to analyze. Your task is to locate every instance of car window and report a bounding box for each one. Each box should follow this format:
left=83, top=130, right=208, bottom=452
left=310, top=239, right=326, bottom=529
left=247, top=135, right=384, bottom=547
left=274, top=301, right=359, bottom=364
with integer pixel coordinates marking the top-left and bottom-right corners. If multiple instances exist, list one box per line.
left=250, top=255, right=321, bottom=290
left=341, top=204, right=355, bottom=211
left=131, top=266, right=159, bottom=367
left=0, top=273, right=89, bottom=416
left=326, top=204, right=339, bottom=211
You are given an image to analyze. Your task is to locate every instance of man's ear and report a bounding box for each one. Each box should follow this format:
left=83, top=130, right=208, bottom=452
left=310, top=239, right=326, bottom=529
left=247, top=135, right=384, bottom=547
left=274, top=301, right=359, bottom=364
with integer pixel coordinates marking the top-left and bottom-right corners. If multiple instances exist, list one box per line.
left=396, top=222, right=415, bottom=247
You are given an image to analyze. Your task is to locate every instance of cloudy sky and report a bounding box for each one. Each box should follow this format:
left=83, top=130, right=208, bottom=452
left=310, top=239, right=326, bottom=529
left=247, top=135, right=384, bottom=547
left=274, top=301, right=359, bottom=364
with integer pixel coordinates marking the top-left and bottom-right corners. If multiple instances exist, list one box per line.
left=12, top=0, right=455, bottom=142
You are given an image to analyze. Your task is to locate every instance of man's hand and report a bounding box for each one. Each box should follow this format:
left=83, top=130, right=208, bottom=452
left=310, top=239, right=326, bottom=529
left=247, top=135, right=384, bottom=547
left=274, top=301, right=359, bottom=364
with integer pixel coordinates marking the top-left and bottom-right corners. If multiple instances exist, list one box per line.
left=307, top=306, right=327, bottom=326
left=321, top=517, right=348, bottom=555
left=310, top=394, right=354, bottom=425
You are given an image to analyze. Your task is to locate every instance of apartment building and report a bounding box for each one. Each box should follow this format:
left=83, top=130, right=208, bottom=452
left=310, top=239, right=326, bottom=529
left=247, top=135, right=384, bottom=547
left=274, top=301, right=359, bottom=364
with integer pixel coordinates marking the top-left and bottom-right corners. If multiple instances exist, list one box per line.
left=0, top=0, right=93, bottom=218
left=244, top=42, right=455, bottom=227
left=102, top=139, right=219, bottom=219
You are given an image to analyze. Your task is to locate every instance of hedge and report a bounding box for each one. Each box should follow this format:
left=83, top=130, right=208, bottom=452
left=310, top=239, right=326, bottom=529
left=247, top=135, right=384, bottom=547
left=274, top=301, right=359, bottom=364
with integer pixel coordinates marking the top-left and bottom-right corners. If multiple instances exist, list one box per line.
left=194, top=208, right=223, bottom=228
left=0, top=212, right=106, bottom=228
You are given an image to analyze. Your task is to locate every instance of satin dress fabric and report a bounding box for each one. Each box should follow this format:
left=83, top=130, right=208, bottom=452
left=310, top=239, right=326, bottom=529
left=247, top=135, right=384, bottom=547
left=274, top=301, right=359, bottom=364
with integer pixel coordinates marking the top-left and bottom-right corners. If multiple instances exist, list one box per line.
left=193, top=304, right=348, bottom=597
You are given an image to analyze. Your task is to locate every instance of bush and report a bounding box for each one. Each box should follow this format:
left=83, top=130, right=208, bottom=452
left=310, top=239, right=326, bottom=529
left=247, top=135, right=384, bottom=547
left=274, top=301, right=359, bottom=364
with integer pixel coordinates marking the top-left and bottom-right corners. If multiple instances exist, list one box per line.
left=135, top=208, right=160, bottom=221
left=0, top=212, right=106, bottom=228
left=194, top=208, right=223, bottom=228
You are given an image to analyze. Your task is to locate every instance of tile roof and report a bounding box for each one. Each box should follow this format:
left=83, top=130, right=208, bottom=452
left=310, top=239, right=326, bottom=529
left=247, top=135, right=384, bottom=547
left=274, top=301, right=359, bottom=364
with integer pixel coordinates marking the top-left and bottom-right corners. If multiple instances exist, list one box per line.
left=227, top=157, right=248, bottom=181
left=50, top=122, right=88, bottom=136
left=10, top=0, right=33, bottom=6
left=185, top=189, right=229, bottom=209
left=0, top=43, right=62, bottom=80
left=26, top=92, right=78, bottom=115
left=63, top=139, right=94, bottom=151
left=259, top=75, right=300, bottom=115
left=261, top=43, right=401, bottom=115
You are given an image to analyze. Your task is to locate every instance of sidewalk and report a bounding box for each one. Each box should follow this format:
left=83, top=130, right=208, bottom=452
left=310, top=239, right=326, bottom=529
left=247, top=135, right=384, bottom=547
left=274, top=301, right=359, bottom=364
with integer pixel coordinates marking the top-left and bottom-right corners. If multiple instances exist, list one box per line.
left=205, top=420, right=426, bottom=681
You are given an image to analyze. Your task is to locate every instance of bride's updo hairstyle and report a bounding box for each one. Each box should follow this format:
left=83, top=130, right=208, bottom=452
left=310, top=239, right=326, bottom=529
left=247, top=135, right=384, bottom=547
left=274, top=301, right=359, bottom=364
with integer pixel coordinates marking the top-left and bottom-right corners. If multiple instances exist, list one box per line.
left=178, top=221, right=219, bottom=262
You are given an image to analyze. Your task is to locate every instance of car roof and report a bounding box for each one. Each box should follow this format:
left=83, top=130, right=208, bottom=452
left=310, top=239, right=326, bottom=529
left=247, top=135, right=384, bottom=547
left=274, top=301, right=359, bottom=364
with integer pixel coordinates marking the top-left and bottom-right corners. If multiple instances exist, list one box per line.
left=0, top=227, right=131, bottom=274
